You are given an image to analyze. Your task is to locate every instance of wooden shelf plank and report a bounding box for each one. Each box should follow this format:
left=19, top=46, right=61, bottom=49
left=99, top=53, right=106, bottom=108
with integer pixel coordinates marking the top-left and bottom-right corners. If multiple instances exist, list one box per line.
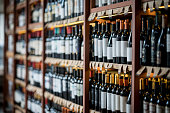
left=26, top=84, right=43, bottom=96
left=91, top=1, right=132, bottom=13
left=142, top=0, right=153, bottom=2
left=16, top=1, right=26, bottom=10
left=14, top=105, right=25, bottom=113
left=29, top=0, right=40, bottom=4
left=28, top=22, right=43, bottom=31
left=6, top=4, right=14, bottom=13
left=28, top=55, right=42, bottom=62
left=15, top=79, right=26, bottom=87
left=15, top=54, right=26, bottom=60
left=16, top=26, right=26, bottom=34
left=6, top=29, right=14, bottom=35
left=6, top=74, right=14, bottom=82
left=6, top=51, right=14, bottom=58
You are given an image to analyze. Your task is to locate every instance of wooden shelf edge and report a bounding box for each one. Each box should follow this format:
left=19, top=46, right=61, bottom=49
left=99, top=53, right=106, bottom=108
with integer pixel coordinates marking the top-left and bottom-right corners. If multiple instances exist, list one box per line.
left=6, top=51, right=14, bottom=58
left=6, top=74, right=14, bottom=82
left=6, top=4, right=14, bottom=13
left=28, top=55, right=42, bottom=62
left=29, top=0, right=40, bottom=4
left=91, top=1, right=132, bottom=13
left=16, top=26, right=26, bottom=34
left=26, top=84, right=43, bottom=96
left=15, top=79, right=26, bottom=87
left=28, top=22, right=43, bottom=31
left=16, top=1, right=26, bottom=10
left=142, top=0, right=153, bottom=2
left=15, top=54, right=26, bottom=60
left=14, top=105, right=25, bottom=113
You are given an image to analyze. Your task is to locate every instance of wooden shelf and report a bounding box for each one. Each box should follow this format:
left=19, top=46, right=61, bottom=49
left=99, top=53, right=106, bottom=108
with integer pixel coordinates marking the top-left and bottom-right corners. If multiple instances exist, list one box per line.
left=28, top=55, right=42, bottom=62
left=142, top=0, right=153, bottom=2
left=28, top=22, right=43, bottom=31
left=6, top=74, right=14, bottom=82
left=6, top=29, right=14, bottom=35
left=6, top=96, right=13, bottom=105
left=6, top=4, right=14, bottom=13
left=46, top=15, right=84, bottom=28
left=6, top=51, right=14, bottom=58
left=44, top=91, right=83, bottom=112
left=14, top=105, right=25, bottom=113
left=16, top=26, right=26, bottom=34
left=15, top=79, right=26, bottom=87
left=26, top=84, right=42, bottom=96
left=29, top=0, right=40, bottom=4
left=16, top=1, right=26, bottom=10
left=91, top=1, right=132, bottom=13
left=15, top=54, right=26, bottom=60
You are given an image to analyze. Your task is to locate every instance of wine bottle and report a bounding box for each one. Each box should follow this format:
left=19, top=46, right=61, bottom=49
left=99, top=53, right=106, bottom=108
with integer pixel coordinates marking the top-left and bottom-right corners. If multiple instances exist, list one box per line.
left=167, top=26, right=170, bottom=67
left=76, top=68, right=80, bottom=105
left=112, top=20, right=119, bottom=63
left=70, top=68, right=75, bottom=102
left=73, top=25, right=79, bottom=60
left=62, top=67, right=68, bottom=100
left=70, top=27, right=74, bottom=60
left=115, top=75, right=123, bottom=113
left=79, top=69, right=83, bottom=106
left=65, top=0, right=68, bottom=19
left=139, top=78, right=145, bottom=113
left=103, top=21, right=110, bottom=62
left=116, top=20, right=124, bottom=64
left=101, top=72, right=109, bottom=113
left=142, top=17, right=151, bottom=66
left=165, top=80, right=170, bottom=113
left=98, top=22, right=103, bottom=62
left=121, top=19, right=129, bottom=64
left=127, top=20, right=132, bottom=64
left=95, top=0, right=99, bottom=7
left=77, top=25, right=83, bottom=60
left=91, top=70, right=97, bottom=110
left=111, top=74, right=119, bottom=113
left=157, top=15, right=167, bottom=67
left=102, top=0, right=107, bottom=6
left=151, top=12, right=161, bottom=66
left=94, top=22, right=98, bottom=62
left=89, top=71, right=94, bottom=109
left=120, top=77, right=129, bottom=113
left=80, top=0, right=84, bottom=15
left=65, top=27, right=71, bottom=59
left=107, top=74, right=115, bottom=113
left=126, top=89, right=131, bottom=113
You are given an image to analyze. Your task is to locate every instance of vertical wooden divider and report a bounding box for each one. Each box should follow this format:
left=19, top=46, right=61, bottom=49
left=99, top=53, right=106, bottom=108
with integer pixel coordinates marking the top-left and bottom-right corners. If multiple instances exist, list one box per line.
left=131, top=0, right=141, bottom=113
left=42, top=0, right=45, bottom=112
left=83, top=0, right=90, bottom=113
left=25, top=0, right=29, bottom=112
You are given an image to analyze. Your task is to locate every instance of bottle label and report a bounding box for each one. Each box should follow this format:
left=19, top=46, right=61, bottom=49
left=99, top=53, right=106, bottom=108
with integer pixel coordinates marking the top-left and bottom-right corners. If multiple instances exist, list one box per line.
left=94, top=38, right=98, bottom=57
left=111, top=93, right=115, bottom=112
left=107, top=47, right=112, bottom=60
left=98, top=40, right=103, bottom=58
left=77, top=0, right=80, bottom=14
left=115, top=94, right=120, bottom=110
left=116, top=41, right=121, bottom=57
left=74, top=0, right=77, bottom=14
left=70, top=0, right=74, bottom=15
left=120, top=96, right=127, bottom=112
left=121, top=41, right=128, bottom=57
left=95, top=0, right=99, bottom=6
left=156, top=104, right=165, bottom=113
left=77, top=83, right=80, bottom=96
left=127, top=47, right=132, bottom=62
left=70, top=39, right=73, bottom=54
left=107, top=0, right=111, bottom=5
left=68, top=0, right=71, bottom=16
left=157, top=51, right=161, bottom=65
left=140, top=40, right=143, bottom=58
left=62, top=79, right=66, bottom=91
left=126, top=104, right=131, bottom=113
left=73, top=38, right=77, bottom=53
left=99, top=0, right=102, bottom=7
left=107, top=92, right=111, bottom=110
left=149, top=102, right=156, bottom=112
left=81, top=44, right=84, bottom=60
left=58, top=79, right=61, bottom=93
left=28, top=100, right=31, bottom=110
left=80, top=0, right=84, bottom=13
left=165, top=106, right=170, bottom=113
left=71, top=83, right=75, bottom=99
left=65, top=1, right=68, bottom=17
left=74, top=83, right=77, bottom=96
left=60, top=39, right=65, bottom=54
left=103, top=38, right=108, bottom=57
left=51, top=38, right=55, bottom=53
left=55, top=4, right=59, bottom=17
left=80, top=84, right=83, bottom=96
left=101, top=91, right=106, bottom=109
left=52, top=4, right=55, bottom=14
left=112, top=38, right=116, bottom=57
left=65, top=39, right=70, bottom=54
left=166, top=34, right=170, bottom=52
left=102, top=0, right=107, bottom=4
left=143, top=101, right=149, bottom=113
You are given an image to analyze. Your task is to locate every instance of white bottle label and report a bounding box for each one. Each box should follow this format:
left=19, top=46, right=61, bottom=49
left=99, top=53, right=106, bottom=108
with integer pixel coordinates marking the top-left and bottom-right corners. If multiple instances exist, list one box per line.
left=28, top=100, right=31, bottom=110
left=107, top=0, right=111, bottom=5
left=116, top=41, right=121, bottom=57
left=121, top=41, right=128, bottom=57
left=58, top=79, right=61, bottom=93
left=77, top=83, right=80, bottom=96
left=77, top=0, right=80, bottom=14
left=71, top=83, right=75, bottom=99
left=120, top=96, right=127, bottom=112
left=101, top=92, right=106, bottom=109
left=80, top=84, right=83, bottom=96
left=65, top=1, right=68, bottom=17
left=166, top=34, right=170, bottom=52
left=95, top=0, right=99, bottom=6
left=112, top=38, right=116, bottom=57
left=74, top=83, right=77, bottom=96
left=81, top=45, right=84, bottom=60
left=149, top=102, right=156, bottom=112
left=103, top=38, right=108, bottom=57
left=70, top=0, right=74, bottom=14
left=70, top=39, right=73, bottom=54
left=60, top=39, right=65, bottom=54
left=80, top=0, right=84, bottom=13
left=98, top=40, right=103, bottom=58
left=107, top=92, right=111, bottom=110
left=55, top=5, right=59, bottom=17
left=115, top=94, right=120, bottom=110
left=126, top=104, right=131, bottom=113
left=127, top=47, right=132, bottom=62
left=156, top=104, right=165, bottom=113
left=62, top=79, right=66, bottom=91
left=51, top=39, right=55, bottom=53
left=107, top=47, right=112, bottom=60
left=45, top=76, right=50, bottom=89
left=65, top=39, right=70, bottom=54
left=140, top=40, right=143, bottom=58
left=99, top=0, right=102, bottom=7
left=111, top=93, right=115, bottom=112
left=143, top=101, right=149, bottom=113
left=102, top=0, right=107, bottom=4
left=73, top=38, right=77, bottom=53
left=165, top=106, right=170, bottom=113
left=94, top=38, right=98, bottom=57
left=74, top=0, right=77, bottom=14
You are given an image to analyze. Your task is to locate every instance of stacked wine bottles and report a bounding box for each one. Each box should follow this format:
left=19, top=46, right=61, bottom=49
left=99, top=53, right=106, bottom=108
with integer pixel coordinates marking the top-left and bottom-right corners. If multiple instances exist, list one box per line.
left=95, top=0, right=129, bottom=8
left=140, top=13, right=170, bottom=67
left=91, top=19, right=132, bottom=64
left=16, top=34, right=26, bottom=55
left=27, top=91, right=42, bottom=113
left=18, top=9, right=26, bottom=27
left=45, top=64, right=83, bottom=106
left=45, top=24, right=83, bottom=60
left=30, top=1, right=42, bottom=23
left=16, top=60, right=25, bottom=81
left=44, top=0, right=84, bottom=23
left=89, top=70, right=131, bottom=113
left=139, top=78, right=170, bottom=113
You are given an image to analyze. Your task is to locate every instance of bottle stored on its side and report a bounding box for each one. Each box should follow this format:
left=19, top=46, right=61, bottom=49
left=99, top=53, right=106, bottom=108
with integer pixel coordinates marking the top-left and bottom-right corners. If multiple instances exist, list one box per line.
left=127, top=20, right=132, bottom=65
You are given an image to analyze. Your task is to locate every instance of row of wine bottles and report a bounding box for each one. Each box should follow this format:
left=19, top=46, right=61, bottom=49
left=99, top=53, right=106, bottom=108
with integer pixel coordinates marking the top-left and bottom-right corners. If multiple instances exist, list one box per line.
left=18, top=9, right=25, bottom=27
left=27, top=91, right=42, bottom=113
left=140, top=13, right=170, bottom=67
left=14, top=84, right=25, bottom=108
left=16, top=60, right=25, bottom=81
left=31, top=1, right=42, bottom=23
left=28, top=61, right=42, bottom=88
left=45, top=98, right=62, bottom=113
left=28, top=31, right=43, bottom=56
left=45, top=25, right=83, bottom=60
left=89, top=70, right=131, bottom=113
left=44, top=0, right=84, bottom=23
left=95, top=0, right=128, bottom=8
left=92, top=19, right=132, bottom=64
left=139, top=78, right=170, bottom=113
left=16, top=34, right=26, bottom=55
left=45, top=64, right=83, bottom=106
